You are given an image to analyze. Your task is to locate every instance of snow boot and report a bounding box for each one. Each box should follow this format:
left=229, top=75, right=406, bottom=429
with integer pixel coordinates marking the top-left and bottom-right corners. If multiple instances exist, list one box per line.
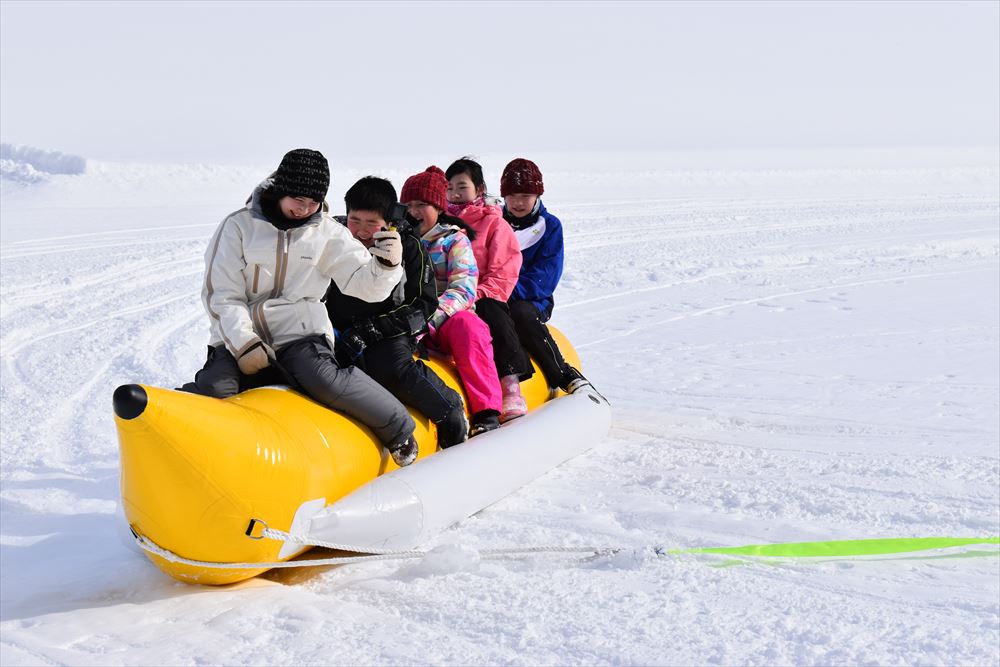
left=469, top=409, right=501, bottom=437
left=499, top=374, right=527, bottom=423
left=435, top=406, right=469, bottom=449
left=559, top=366, right=592, bottom=394
left=386, top=434, right=418, bottom=467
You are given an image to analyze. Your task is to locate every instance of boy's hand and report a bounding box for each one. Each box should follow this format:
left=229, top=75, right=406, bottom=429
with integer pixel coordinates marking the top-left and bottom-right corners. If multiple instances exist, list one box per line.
left=338, top=319, right=382, bottom=362
left=237, top=341, right=272, bottom=375
left=337, top=329, right=367, bottom=362
left=371, top=229, right=402, bottom=267
left=353, top=318, right=383, bottom=346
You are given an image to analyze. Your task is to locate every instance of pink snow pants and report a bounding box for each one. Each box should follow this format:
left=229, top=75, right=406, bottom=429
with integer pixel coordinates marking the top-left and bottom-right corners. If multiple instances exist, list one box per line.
left=432, top=310, right=502, bottom=415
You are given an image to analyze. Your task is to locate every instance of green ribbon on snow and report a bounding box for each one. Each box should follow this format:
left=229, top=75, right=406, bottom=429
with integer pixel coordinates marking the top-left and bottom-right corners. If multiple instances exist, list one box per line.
left=663, top=536, right=999, bottom=559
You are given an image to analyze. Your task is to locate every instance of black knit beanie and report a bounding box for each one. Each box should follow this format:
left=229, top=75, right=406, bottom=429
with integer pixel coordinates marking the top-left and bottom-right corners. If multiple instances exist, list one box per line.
left=273, top=149, right=330, bottom=202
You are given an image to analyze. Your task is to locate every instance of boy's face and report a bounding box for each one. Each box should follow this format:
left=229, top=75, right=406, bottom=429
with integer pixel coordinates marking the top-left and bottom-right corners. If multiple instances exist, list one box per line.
left=447, top=174, right=480, bottom=204
left=279, top=196, right=321, bottom=220
left=505, top=193, right=538, bottom=218
left=346, top=209, right=386, bottom=247
left=406, top=200, right=439, bottom=233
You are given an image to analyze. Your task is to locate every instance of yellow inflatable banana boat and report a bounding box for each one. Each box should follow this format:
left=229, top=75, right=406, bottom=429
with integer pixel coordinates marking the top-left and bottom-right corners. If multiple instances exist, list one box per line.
left=114, top=328, right=583, bottom=585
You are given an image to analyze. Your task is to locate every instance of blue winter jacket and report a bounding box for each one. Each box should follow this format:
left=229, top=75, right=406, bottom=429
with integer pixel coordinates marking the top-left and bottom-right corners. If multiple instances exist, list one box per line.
left=507, top=200, right=564, bottom=319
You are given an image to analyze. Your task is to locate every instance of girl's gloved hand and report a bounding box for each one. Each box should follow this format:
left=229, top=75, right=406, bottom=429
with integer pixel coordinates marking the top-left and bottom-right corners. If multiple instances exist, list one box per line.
left=237, top=341, right=272, bottom=375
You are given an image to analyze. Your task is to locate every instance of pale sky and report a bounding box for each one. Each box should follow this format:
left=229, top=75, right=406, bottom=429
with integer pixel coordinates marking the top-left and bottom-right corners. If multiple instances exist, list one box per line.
left=1, top=0, right=998, bottom=161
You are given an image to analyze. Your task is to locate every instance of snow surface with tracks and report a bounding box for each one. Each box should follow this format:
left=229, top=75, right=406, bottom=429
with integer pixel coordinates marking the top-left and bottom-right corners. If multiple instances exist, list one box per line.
left=1, top=149, right=998, bottom=665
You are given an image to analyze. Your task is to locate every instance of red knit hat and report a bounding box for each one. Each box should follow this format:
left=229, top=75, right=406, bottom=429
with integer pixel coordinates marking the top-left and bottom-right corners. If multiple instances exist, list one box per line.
left=500, top=158, right=544, bottom=197
left=401, top=166, right=449, bottom=211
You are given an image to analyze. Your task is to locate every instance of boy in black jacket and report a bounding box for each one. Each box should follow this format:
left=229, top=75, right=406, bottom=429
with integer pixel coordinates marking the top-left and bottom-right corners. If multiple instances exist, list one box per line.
left=325, top=177, right=468, bottom=448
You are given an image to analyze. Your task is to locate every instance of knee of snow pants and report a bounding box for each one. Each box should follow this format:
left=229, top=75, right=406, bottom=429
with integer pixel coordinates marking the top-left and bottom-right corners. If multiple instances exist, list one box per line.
left=277, top=335, right=415, bottom=447
left=190, top=345, right=241, bottom=398
left=508, top=299, right=568, bottom=389
left=475, top=297, right=534, bottom=380
left=434, top=311, right=502, bottom=415
left=362, top=337, right=464, bottom=424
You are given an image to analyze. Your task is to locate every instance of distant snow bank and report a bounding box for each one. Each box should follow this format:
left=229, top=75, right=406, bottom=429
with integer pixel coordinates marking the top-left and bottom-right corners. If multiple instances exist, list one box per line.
left=1, top=143, right=87, bottom=184
left=1, top=147, right=997, bottom=214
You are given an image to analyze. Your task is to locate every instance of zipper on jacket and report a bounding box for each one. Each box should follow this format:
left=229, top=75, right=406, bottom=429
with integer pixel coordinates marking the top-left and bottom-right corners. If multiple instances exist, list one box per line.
left=256, top=230, right=290, bottom=346
left=252, top=265, right=260, bottom=293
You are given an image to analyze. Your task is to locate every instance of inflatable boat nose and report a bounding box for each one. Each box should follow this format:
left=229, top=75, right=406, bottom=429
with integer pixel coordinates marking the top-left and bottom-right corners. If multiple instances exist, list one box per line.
left=113, top=384, right=148, bottom=420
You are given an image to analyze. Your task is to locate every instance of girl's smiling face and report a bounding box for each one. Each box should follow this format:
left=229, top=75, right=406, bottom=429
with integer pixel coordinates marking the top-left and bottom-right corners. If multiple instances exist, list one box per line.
left=447, top=173, right=481, bottom=204
left=406, top=201, right=439, bottom=235
left=279, top=196, right=321, bottom=220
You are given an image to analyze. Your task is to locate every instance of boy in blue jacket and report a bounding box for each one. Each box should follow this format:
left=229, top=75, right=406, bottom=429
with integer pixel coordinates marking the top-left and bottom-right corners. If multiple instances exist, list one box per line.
left=501, top=158, right=590, bottom=394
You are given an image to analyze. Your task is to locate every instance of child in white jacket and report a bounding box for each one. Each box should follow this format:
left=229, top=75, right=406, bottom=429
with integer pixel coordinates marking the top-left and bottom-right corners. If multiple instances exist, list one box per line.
left=182, top=149, right=418, bottom=466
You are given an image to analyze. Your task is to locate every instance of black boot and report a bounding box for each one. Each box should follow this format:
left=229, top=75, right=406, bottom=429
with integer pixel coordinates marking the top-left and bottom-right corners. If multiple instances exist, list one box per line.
left=386, top=435, right=418, bottom=467
left=469, top=409, right=501, bottom=437
left=559, top=366, right=591, bottom=394
left=436, top=407, right=469, bottom=449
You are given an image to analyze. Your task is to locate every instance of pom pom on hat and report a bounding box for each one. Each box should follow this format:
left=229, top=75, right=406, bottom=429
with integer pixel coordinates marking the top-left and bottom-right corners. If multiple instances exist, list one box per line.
left=401, top=165, right=449, bottom=211
left=500, top=158, right=544, bottom=197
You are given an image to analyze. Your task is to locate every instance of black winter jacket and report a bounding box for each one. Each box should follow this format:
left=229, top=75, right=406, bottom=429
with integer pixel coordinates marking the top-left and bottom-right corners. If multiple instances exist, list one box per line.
left=324, top=218, right=438, bottom=341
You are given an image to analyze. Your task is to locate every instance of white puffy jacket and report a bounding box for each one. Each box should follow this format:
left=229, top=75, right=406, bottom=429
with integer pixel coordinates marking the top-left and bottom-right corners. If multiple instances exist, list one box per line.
left=203, top=185, right=403, bottom=357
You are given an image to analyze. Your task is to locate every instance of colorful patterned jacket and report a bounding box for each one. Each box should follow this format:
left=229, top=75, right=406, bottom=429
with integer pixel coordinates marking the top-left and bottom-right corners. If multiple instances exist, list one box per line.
left=419, top=215, right=479, bottom=330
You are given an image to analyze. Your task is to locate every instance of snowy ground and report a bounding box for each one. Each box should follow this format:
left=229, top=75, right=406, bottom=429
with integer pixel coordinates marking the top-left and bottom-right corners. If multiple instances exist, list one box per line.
left=1, top=149, right=998, bottom=666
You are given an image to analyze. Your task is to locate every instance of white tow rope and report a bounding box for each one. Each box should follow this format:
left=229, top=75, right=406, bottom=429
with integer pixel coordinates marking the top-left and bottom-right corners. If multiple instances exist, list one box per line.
left=132, top=522, right=1000, bottom=572
left=132, top=522, right=618, bottom=571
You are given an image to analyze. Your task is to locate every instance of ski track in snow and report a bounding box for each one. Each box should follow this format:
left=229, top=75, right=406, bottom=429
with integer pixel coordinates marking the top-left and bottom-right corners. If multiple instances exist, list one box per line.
left=1, top=160, right=998, bottom=666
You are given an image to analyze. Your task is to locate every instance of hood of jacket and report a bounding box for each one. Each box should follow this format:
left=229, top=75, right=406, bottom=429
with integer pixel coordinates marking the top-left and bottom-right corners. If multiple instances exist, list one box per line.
left=420, top=221, right=466, bottom=244
left=447, top=197, right=501, bottom=223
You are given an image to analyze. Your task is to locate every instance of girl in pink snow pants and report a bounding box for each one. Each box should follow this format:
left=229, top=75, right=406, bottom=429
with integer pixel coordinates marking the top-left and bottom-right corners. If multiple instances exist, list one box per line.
left=401, top=166, right=504, bottom=437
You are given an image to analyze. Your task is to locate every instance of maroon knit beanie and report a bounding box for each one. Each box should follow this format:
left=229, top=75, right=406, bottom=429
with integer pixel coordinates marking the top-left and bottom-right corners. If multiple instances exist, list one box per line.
left=500, top=158, right=544, bottom=197
left=401, top=166, right=449, bottom=211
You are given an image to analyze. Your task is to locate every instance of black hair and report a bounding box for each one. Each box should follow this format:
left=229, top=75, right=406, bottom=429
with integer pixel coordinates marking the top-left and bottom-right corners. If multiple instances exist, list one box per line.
left=344, top=176, right=397, bottom=221
left=438, top=213, right=478, bottom=241
left=445, top=156, right=486, bottom=192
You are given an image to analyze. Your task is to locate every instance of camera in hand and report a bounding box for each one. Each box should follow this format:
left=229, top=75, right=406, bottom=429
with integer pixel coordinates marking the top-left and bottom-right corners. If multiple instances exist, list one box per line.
left=387, top=202, right=407, bottom=225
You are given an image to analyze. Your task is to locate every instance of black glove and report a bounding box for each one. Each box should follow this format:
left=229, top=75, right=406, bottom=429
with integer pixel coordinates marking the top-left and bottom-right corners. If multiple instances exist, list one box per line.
left=353, top=318, right=383, bottom=347
left=337, top=328, right=368, bottom=363
left=337, top=319, right=383, bottom=363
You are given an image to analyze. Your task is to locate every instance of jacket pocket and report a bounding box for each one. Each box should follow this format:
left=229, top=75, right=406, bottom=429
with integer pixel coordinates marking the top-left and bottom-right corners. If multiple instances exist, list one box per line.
left=245, top=247, right=275, bottom=296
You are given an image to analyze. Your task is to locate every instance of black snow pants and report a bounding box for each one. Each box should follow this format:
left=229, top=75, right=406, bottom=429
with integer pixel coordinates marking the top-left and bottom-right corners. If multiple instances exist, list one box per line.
left=352, top=336, right=464, bottom=425
left=508, top=299, right=572, bottom=389
left=474, top=296, right=534, bottom=381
